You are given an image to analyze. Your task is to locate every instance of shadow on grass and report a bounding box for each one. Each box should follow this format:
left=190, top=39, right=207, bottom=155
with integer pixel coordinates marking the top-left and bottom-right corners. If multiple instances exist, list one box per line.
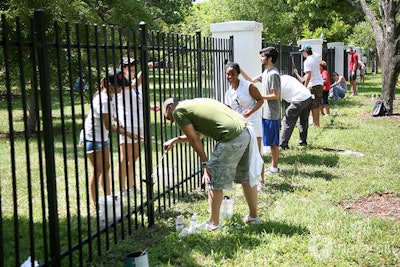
left=279, top=152, right=339, bottom=168
left=112, top=214, right=310, bottom=267
left=2, top=211, right=134, bottom=266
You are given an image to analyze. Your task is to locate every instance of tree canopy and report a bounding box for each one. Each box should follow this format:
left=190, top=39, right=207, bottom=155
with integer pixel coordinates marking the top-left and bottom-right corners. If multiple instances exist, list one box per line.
left=176, top=0, right=364, bottom=45
left=0, top=0, right=193, bottom=29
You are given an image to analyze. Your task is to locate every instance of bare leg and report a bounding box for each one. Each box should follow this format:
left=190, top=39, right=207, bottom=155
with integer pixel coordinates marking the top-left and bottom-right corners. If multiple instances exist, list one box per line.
left=88, top=148, right=110, bottom=211
left=209, top=189, right=223, bottom=225
left=351, top=80, right=357, bottom=95
left=99, top=147, right=111, bottom=196
left=311, top=108, right=320, bottom=127
left=130, top=141, right=140, bottom=189
left=120, top=142, right=137, bottom=192
left=270, top=144, right=279, bottom=169
left=242, top=183, right=258, bottom=218
left=119, top=143, right=128, bottom=192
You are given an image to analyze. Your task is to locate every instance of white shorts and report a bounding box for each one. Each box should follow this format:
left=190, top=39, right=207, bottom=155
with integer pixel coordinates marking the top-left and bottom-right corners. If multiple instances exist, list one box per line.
left=119, top=126, right=144, bottom=144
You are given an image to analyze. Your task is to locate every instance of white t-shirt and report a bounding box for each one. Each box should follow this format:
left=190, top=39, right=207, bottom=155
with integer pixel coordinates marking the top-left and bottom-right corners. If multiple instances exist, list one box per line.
left=304, top=54, right=323, bottom=87
left=280, top=75, right=312, bottom=102
left=84, top=91, right=114, bottom=142
left=116, top=85, right=143, bottom=129
left=224, top=78, right=262, bottom=137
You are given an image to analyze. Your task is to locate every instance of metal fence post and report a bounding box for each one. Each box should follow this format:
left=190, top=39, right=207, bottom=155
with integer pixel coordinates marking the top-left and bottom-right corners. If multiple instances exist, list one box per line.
left=229, top=35, right=234, bottom=62
left=196, top=30, right=202, bottom=97
left=139, top=21, right=155, bottom=227
left=33, top=9, right=60, bottom=266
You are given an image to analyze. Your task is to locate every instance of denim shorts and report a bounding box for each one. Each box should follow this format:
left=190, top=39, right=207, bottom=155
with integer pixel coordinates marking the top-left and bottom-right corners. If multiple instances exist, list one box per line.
left=206, top=128, right=250, bottom=190
left=85, top=140, right=109, bottom=153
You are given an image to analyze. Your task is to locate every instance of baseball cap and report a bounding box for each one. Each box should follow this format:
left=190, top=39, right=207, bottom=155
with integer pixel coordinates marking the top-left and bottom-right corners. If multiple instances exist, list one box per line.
left=107, top=69, right=130, bottom=87
left=346, top=47, right=353, bottom=53
left=299, top=44, right=312, bottom=52
left=162, top=97, right=179, bottom=118
left=120, top=57, right=135, bottom=68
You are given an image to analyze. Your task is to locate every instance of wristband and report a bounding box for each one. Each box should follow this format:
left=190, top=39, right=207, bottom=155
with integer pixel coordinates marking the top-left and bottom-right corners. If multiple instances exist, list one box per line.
left=202, top=162, right=207, bottom=167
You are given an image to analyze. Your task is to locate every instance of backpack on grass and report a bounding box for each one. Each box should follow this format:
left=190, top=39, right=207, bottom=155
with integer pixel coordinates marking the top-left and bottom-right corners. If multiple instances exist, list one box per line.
left=371, top=100, right=387, bottom=117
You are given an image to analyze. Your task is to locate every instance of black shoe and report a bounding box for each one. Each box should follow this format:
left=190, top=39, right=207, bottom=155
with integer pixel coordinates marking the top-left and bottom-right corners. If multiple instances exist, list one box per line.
left=297, top=142, right=307, bottom=147
left=279, top=145, right=289, bottom=150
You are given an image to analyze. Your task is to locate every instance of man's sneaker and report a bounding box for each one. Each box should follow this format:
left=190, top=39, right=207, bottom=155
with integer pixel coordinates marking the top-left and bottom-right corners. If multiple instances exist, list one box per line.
left=198, top=221, right=221, bottom=231
left=297, top=141, right=307, bottom=147
left=279, top=145, right=289, bottom=150
left=243, top=215, right=261, bottom=224
left=265, top=167, right=279, bottom=175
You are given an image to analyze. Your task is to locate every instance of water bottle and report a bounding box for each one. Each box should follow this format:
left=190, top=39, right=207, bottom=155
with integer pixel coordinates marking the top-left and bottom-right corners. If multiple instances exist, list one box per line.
left=225, top=196, right=234, bottom=219
left=189, top=214, right=197, bottom=233
left=175, top=216, right=184, bottom=233
left=220, top=196, right=233, bottom=220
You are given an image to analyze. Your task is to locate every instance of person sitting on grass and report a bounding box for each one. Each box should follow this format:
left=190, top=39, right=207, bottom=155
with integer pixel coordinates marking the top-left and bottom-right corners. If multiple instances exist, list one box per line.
left=329, top=72, right=347, bottom=100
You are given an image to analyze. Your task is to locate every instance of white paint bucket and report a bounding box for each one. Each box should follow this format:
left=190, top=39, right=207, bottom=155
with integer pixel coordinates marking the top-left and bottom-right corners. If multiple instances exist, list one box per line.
left=98, top=195, right=121, bottom=224
left=124, top=251, right=149, bottom=267
left=155, top=167, right=173, bottom=189
left=220, top=196, right=234, bottom=220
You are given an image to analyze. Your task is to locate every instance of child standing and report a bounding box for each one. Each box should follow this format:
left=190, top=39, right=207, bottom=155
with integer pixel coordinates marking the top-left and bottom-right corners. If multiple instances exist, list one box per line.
left=319, top=60, right=331, bottom=116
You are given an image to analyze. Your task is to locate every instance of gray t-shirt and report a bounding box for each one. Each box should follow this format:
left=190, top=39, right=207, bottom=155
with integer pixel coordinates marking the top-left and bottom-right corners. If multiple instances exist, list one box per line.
left=258, top=66, right=281, bottom=120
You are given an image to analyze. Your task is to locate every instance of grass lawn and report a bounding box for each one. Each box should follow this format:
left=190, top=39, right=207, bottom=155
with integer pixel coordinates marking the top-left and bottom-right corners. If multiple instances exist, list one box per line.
left=88, top=73, right=400, bottom=266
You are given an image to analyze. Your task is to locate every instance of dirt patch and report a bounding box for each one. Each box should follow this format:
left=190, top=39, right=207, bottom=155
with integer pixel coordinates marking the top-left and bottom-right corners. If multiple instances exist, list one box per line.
left=342, top=192, right=400, bottom=223
left=360, top=98, right=400, bottom=121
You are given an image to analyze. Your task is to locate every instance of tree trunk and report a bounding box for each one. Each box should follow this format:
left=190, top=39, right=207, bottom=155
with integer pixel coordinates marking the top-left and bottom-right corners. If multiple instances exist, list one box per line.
left=357, top=0, right=400, bottom=116
left=377, top=37, right=400, bottom=116
left=380, top=56, right=398, bottom=115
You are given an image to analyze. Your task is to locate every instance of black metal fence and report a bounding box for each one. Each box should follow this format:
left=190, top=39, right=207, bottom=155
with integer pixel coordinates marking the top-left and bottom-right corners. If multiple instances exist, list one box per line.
left=0, top=10, right=324, bottom=267
left=0, top=10, right=233, bottom=267
left=262, top=41, right=336, bottom=78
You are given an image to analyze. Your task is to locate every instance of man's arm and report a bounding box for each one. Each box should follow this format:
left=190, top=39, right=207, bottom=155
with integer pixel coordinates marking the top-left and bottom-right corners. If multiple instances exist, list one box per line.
left=163, top=124, right=207, bottom=162
left=240, top=68, right=260, bottom=83
left=303, top=71, right=311, bottom=88
left=180, top=124, right=208, bottom=162
left=293, top=68, right=304, bottom=83
left=263, top=89, right=280, bottom=101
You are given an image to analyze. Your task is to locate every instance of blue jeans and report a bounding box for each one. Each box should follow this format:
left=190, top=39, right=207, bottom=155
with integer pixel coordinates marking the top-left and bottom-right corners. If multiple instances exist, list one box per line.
left=330, top=86, right=346, bottom=99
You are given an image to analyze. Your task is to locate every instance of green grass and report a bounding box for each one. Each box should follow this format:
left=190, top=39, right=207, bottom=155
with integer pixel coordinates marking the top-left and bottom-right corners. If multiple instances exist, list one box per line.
left=1, top=73, right=399, bottom=266
left=88, top=74, right=400, bottom=266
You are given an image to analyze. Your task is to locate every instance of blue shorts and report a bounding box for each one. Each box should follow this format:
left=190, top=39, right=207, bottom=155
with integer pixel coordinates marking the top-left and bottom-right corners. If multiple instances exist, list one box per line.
left=262, top=119, right=280, bottom=146
left=206, top=128, right=250, bottom=190
left=85, top=140, right=109, bottom=153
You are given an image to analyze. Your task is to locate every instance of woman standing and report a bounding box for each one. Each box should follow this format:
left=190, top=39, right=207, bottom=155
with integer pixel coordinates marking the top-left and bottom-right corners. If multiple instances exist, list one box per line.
left=224, top=62, right=264, bottom=191
left=84, top=69, right=131, bottom=211
left=117, top=57, right=159, bottom=197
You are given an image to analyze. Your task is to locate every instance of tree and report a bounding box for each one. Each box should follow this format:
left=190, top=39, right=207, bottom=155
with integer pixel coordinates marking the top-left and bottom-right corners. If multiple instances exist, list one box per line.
left=179, top=0, right=363, bottom=44
left=0, top=0, right=193, bottom=134
left=347, top=0, right=399, bottom=115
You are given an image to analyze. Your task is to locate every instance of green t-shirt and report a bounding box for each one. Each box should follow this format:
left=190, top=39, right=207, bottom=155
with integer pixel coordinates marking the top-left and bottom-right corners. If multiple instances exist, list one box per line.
left=172, top=98, right=246, bottom=142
